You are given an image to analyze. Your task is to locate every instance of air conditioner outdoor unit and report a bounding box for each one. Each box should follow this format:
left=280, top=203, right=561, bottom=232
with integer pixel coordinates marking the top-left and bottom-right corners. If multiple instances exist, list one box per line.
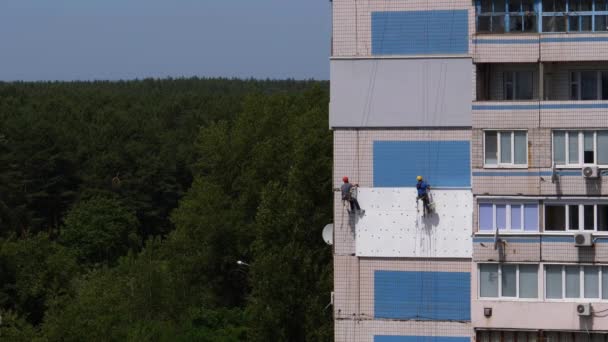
left=577, top=303, right=591, bottom=316
left=574, top=232, right=593, bottom=247
left=582, top=166, right=599, bottom=179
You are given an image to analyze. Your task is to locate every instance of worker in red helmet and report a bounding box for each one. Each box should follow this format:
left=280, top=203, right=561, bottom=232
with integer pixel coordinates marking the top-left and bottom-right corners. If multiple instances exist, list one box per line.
left=341, top=176, right=363, bottom=214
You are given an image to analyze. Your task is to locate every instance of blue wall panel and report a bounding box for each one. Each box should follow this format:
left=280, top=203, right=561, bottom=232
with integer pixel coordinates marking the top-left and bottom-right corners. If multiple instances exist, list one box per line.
left=372, top=10, right=469, bottom=55
left=376, top=336, right=470, bottom=342
left=373, top=141, right=471, bottom=187
left=374, top=271, right=471, bottom=321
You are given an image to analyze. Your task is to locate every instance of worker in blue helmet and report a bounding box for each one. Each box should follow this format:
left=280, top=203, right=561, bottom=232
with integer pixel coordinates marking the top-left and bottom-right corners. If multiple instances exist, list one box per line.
left=416, top=176, right=431, bottom=216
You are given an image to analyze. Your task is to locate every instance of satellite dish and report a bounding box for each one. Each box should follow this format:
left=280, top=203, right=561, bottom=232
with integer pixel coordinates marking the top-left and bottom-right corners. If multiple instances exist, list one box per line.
left=322, top=224, right=333, bottom=245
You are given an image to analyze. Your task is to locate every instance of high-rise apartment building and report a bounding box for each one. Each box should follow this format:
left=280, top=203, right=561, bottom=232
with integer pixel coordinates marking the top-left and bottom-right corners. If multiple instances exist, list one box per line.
left=330, top=1, right=608, bottom=341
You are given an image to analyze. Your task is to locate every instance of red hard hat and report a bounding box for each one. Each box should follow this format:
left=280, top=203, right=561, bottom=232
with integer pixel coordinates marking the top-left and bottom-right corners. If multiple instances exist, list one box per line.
left=342, top=176, right=349, bottom=182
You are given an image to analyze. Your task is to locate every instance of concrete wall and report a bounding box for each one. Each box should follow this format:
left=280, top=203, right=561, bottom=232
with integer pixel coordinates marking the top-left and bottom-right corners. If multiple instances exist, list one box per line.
left=330, top=59, right=473, bottom=128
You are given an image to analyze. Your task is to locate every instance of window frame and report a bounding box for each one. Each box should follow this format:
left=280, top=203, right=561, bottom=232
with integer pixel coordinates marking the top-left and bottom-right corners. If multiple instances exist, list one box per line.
left=544, top=264, right=608, bottom=301
left=540, top=0, right=608, bottom=33
left=543, top=201, right=608, bottom=233
left=477, top=0, right=539, bottom=33
left=478, top=263, right=540, bottom=300
left=478, top=201, right=539, bottom=232
left=476, top=0, right=608, bottom=33
left=503, top=70, right=535, bottom=100
left=484, top=130, right=529, bottom=168
left=569, top=70, right=608, bottom=100
left=552, top=130, right=608, bottom=168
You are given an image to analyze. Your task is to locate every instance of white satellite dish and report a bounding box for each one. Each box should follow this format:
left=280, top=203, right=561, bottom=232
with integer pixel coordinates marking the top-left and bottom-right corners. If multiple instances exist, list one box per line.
left=322, top=224, right=333, bottom=245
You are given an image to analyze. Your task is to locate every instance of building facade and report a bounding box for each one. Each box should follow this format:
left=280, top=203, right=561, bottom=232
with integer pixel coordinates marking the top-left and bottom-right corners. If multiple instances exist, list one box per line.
left=331, top=0, right=608, bottom=341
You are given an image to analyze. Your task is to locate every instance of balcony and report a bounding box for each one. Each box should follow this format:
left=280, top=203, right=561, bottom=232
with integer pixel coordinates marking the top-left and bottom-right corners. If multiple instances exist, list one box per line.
left=472, top=259, right=608, bottom=331
left=474, top=33, right=608, bottom=62
left=474, top=62, right=608, bottom=128
left=474, top=0, right=608, bottom=62
left=472, top=299, right=608, bottom=331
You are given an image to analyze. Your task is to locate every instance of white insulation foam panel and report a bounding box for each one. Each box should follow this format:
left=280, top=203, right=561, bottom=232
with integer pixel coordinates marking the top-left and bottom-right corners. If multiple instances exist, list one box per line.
left=354, top=188, right=472, bottom=258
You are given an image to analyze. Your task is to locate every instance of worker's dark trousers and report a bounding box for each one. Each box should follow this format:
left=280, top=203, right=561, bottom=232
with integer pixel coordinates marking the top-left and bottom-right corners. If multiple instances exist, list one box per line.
left=349, top=198, right=361, bottom=212
left=417, top=194, right=430, bottom=214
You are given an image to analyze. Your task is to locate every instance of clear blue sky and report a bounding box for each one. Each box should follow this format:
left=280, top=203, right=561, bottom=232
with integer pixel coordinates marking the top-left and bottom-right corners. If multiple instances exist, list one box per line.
left=0, top=0, right=331, bottom=81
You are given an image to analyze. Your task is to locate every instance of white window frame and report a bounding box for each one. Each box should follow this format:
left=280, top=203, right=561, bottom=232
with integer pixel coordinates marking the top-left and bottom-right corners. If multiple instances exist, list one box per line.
left=479, top=202, right=539, bottom=233
left=544, top=264, right=608, bottom=302
left=478, top=263, right=539, bottom=300
left=552, top=130, right=608, bottom=168
left=484, top=130, right=529, bottom=168
left=569, top=70, right=608, bottom=100
left=544, top=201, right=608, bottom=233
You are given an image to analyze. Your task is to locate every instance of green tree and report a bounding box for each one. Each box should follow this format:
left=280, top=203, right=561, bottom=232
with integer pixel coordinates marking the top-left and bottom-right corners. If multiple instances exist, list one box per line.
left=0, top=310, right=39, bottom=342
left=0, top=234, right=79, bottom=325
left=61, top=196, right=139, bottom=265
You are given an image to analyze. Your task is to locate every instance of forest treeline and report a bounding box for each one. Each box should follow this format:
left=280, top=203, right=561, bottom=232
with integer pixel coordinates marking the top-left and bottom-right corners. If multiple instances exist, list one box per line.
left=0, top=78, right=333, bottom=341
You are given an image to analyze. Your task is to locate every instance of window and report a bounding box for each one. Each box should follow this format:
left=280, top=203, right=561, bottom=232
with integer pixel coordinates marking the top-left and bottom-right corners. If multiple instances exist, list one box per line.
left=480, top=264, right=539, bottom=299
left=477, top=0, right=537, bottom=33
left=479, top=202, right=539, bottom=231
left=504, top=71, right=534, bottom=100
left=545, top=265, right=608, bottom=300
left=544, top=203, right=608, bottom=232
left=485, top=131, right=528, bottom=167
left=553, top=131, right=608, bottom=166
left=542, top=0, right=608, bottom=32
left=570, top=71, right=608, bottom=100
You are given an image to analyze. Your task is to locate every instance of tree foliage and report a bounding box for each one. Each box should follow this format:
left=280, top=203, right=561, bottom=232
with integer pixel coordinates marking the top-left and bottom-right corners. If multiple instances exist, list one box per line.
left=61, top=196, right=139, bottom=265
left=0, top=78, right=332, bottom=341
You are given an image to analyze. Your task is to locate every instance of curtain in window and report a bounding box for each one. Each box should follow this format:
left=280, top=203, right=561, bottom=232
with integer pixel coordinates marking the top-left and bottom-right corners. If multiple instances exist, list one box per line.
left=602, top=267, right=608, bottom=299
left=480, top=264, right=499, bottom=297
left=496, top=205, right=507, bottom=230
left=502, top=265, right=517, bottom=297
left=585, top=266, right=600, bottom=298
left=598, top=131, right=608, bottom=164
left=480, top=204, right=493, bottom=231
left=511, top=205, right=522, bottom=229
left=565, top=266, right=580, bottom=298
left=524, top=204, right=538, bottom=231
left=554, top=131, right=565, bottom=165
left=519, top=264, right=538, bottom=298
left=568, top=131, right=579, bottom=164
left=546, top=265, right=563, bottom=299
left=514, top=131, right=527, bottom=164
left=485, top=132, right=498, bottom=165
left=500, top=132, right=512, bottom=163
